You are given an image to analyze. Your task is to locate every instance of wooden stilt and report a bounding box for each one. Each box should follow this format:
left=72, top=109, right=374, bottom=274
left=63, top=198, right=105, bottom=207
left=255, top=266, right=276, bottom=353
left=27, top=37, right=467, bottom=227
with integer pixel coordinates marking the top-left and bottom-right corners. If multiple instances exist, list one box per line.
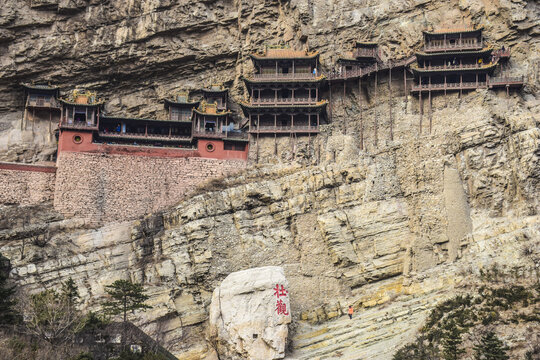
left=389, top=65, right=393, bottom=141
left=428, top=90, right=432, bottom=134
left=359, top=77, right=363, bottom=150
left=374, top=71, right=378, bottom=147
left=329, top=83, right=333, bottom=123
left=419, top=90, right=423, bottom=135
left=403, top=68, right=407, bottom=114
left=343, top=80, right=347, bottom=134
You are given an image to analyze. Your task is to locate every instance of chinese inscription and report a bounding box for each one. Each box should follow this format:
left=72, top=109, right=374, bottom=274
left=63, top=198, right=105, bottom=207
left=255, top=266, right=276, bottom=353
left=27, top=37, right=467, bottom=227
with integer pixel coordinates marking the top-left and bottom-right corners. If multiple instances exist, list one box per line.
left=273, top=284, right=289, bottom=315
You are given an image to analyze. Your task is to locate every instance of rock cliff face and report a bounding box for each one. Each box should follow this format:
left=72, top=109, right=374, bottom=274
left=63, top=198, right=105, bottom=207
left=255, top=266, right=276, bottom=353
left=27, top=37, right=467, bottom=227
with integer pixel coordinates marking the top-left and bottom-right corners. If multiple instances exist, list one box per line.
left=0, top=0, right=539, bottom=359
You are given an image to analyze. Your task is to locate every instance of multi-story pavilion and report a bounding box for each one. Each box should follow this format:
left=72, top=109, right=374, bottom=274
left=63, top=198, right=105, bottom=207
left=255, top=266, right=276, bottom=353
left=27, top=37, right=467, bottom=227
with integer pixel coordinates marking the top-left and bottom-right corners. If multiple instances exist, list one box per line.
left=410, top=27, right=523, bottom=95
left=20, top=83, right=61, bottom=133
left=240, top=46, right=327, bottom=136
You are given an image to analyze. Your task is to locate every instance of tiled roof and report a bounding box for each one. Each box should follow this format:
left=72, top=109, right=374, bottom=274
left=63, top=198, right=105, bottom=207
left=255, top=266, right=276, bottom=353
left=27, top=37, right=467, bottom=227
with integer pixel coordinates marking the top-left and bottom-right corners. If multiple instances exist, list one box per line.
left=424, top=27, right=483, bottom=35
left=251, top=48, right=319, bottom=60
left=21, top=83, right=59, bottom=91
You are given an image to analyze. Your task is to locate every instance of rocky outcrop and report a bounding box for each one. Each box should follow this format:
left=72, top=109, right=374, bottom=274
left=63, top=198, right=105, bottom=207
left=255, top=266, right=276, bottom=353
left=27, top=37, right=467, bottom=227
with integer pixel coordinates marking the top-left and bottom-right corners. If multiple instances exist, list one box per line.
left=208, top=266, right=292, bottom=360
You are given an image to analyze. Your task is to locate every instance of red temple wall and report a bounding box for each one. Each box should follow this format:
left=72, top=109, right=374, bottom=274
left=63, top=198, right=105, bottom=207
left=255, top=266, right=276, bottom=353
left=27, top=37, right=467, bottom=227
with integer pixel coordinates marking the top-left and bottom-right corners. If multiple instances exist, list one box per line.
left=197, top=139, right=249, bottom=161
left=0, top=162, right=56, bottom=205
left=53, top=151, right=246, bottom=223
left=58, top=130, right=249, bottom=161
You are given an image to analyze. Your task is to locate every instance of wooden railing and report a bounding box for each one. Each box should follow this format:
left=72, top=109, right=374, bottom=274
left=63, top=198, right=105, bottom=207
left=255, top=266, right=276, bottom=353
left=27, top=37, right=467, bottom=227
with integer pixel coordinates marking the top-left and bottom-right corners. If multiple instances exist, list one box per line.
left=326, top=56, right=416, bottom=81
left=192, top=130, right=248, bottom=139
left=60, top=121, right=98, bottom=130
left=251, top=97, right=318, bottom=105
left=492, top=49, right=510, bottom=59
left=420, top=63, right=488, bottom=70
left=411, top=82, right=488, bottom=91
left=489, top=76, right=524, bottom=85
left=99, top=131, right=191, bottom=141
left=250, top=125, right=319, bottom=133
left=26, top=98, right=60, bottom=108
left=424, top=41, right=483, bottom=52
left=251, top=73, right=318, bottom=80
left=353, top=48, right=378, bottom=58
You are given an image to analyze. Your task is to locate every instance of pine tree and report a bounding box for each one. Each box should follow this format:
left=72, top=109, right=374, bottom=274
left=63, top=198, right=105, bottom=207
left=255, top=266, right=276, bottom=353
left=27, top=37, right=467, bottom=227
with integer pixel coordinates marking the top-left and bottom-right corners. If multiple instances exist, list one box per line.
left=0, top=254, right=19, bottom=325
left=103, top=280, right=152, bottom=323
left=442, top=320, right=465, bottom=360
left=473, top=331, right=509, bottom=360
left=61, top=277, right=80, bottom=307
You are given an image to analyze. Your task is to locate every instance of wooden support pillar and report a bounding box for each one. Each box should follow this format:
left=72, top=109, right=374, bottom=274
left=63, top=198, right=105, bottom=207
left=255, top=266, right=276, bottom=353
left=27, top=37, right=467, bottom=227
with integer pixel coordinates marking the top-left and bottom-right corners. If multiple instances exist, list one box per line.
left=460, top=74, right=463, bottom=98
left=374, top=69, right=378, bottom=147
left=419, top=90, right=423, bottom=135
left=428, top=90, right=432, bottom=134
left=343, top=80, right=347, bottom=134
left=32, top=108, right=35, bottom=133
left=329, top=83, right=333, bottom=122
left=169, top=126, right=172, bottom=138
left=389, top=65, right=393, bottom=141
left=145, top=123, right=148, bottom=136
left=274, top=113, right=277, bottom=129
left=275, top=89, right=277, bottom=102
left=359, top=77, right=363, bottom=150
left=291, top=114, right=294, bottom=128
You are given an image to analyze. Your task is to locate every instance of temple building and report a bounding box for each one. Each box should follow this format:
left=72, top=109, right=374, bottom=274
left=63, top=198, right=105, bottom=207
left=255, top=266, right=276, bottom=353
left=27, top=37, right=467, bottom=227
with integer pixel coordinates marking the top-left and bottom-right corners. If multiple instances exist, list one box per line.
left=192, top=85, right=249, bottom=159
left=94, top=92, right=198, bottom=148
left=337, top=42, right=380, bottom=76
left=21, top=83, right=61, bottom=134
left=410, top=27, right=524, bottom=95
left=239, top=46, right=327, bottom=139
left=58, top=89, right=103, bottom=152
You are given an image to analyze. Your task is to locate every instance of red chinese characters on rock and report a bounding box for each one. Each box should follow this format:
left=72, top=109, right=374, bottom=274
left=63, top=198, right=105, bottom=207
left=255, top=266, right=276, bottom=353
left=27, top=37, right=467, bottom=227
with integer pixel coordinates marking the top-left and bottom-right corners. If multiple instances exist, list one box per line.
left=273, top=284, right=289, bottom=316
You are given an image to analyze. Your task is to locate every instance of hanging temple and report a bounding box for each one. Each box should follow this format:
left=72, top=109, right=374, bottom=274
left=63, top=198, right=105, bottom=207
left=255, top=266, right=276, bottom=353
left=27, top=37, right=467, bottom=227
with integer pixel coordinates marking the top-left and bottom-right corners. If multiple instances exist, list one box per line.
left=20, top=27, right=524, bottom=162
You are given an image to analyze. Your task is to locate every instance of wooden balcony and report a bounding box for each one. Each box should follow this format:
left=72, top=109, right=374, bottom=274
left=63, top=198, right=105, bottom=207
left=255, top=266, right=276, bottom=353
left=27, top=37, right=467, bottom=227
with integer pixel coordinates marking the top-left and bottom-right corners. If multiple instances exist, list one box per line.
left=424, top=41, right=483, bottom=52
left=250, top=97, right=319, bottom=106
left=249, top=125, right=319, bottom=134
left=489, top=76, right=524, bottom=88
left=325, top=56, right=415, bottom=81
left=60, top=121, right=98, bottom=130
left=411, top=81, right=487, bottom=92
left=250, top=73, right=319, bottom=81
left=192, top=130, right=249, bottom=140
left=353, top=48, right=378, bottom=59
left=420, top=63, right=487, bottom=71
left=26, top=98, right=61, bottom=109
left=98, top=131, right=191, bottom=142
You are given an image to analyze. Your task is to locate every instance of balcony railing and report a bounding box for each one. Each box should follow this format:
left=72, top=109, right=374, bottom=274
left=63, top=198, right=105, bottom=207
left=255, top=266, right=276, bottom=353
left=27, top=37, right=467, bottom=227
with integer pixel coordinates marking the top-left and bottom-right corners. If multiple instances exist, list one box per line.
left=489, top=76, right=524, bottom=85
left=251, top=73, right=318, bottom=80
left=60, top=121, right=98, bottom=130
left=26, top=98, right=60, bottom=109
left=98, top=131, right=191, bottom=142
left=424, top=41, right=483, bottom=52
left=492, top=49, right=510, bottom=58
left=419, top=63, right=489, bottom=71
left=192, top=130, right=248, bottom=140
left=411, top=82, right=488, bottom=91
left=352, top=48, right=378, bottom=59
left=250, top=125, right=319, bottom=133
left=251, top=97, right=318, bottom=106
